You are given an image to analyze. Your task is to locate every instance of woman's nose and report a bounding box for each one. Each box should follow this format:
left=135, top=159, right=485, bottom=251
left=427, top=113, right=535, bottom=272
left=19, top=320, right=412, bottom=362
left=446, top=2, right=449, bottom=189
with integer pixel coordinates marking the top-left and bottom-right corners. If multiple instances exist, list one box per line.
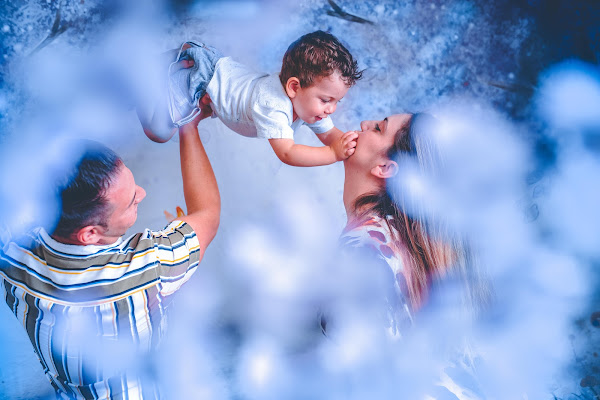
left=360, top=120, right=373, bottom=131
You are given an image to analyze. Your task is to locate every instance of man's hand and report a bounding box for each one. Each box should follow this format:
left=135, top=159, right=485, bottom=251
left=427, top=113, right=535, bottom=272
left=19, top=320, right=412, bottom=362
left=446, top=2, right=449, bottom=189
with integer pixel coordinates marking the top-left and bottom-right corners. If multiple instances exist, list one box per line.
left=164, top=206, right=186, bottom=222
left=331, top=130, right=359, bottom=161
left=196, top=93, right=213, bottom=121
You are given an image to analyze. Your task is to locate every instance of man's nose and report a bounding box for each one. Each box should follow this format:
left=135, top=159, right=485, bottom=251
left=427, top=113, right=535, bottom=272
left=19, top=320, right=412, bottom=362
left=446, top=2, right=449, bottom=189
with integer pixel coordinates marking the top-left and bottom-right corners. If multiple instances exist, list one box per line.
left=136, top=187, right=147, bottom=203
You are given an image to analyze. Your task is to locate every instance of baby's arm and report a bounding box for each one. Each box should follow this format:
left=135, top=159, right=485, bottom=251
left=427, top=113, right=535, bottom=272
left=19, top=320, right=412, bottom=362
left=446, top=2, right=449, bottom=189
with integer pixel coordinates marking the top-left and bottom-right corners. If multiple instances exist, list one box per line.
left=268, top=130, right=357, bottom=167
left=315, top=126, right=345, bottom=146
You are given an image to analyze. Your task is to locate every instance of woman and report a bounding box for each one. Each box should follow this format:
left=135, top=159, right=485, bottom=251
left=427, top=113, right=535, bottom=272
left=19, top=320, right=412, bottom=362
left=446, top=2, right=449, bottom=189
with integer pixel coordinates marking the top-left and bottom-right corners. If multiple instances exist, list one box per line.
left=330, top=113, right=483, bottom=399
left=333, top=113, right=478, bottom=333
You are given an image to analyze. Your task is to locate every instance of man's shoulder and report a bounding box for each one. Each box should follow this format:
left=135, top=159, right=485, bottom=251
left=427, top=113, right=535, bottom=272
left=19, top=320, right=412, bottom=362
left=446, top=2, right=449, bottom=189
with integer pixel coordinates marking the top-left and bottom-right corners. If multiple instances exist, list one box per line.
left=0, top=221, right=199, bottom=305
left=0, top=226, right=39, bottom=249
left=143, top=220, right=196, bottom=242
left=0, top=227, right=49, bottom=262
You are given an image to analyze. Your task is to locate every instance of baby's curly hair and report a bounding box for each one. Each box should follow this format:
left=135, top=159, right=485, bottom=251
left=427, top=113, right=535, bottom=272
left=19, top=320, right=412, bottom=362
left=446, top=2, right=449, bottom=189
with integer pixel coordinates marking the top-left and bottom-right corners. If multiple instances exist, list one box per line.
left=279, top=30, right=362, bottom=88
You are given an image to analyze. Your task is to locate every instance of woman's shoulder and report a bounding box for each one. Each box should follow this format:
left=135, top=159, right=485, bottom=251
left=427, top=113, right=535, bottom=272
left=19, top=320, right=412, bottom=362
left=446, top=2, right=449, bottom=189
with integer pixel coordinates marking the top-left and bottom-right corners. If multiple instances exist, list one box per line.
left=340, top=215, right=396, bottom=259
left=338, top=213, right=414, bottom=335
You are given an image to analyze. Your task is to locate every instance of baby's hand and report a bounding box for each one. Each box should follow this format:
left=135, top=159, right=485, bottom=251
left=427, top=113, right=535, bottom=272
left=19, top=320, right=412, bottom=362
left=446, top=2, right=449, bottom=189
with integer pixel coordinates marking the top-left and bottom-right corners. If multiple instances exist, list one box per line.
left=332, top=130, right=359, bottom=161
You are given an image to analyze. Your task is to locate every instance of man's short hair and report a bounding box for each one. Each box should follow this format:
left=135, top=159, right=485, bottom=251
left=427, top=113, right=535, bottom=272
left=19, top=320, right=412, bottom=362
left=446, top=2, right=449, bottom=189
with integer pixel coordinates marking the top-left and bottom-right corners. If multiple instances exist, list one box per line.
left=52, top=140, right=122, bottom=238
left=279, top=30, right=363, bottom=88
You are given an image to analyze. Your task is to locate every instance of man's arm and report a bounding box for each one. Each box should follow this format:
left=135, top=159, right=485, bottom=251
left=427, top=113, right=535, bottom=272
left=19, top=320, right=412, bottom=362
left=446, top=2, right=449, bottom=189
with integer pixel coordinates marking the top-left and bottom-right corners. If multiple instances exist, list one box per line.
left=177, top=119, right=220, bottom=259
left=268, top=129, right=357, bottom=167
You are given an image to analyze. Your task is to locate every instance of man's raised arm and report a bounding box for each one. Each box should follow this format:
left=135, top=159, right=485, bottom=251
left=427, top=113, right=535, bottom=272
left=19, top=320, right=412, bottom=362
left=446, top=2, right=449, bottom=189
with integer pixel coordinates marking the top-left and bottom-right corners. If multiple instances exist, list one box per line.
left=177, top=118, right=220, bottom=259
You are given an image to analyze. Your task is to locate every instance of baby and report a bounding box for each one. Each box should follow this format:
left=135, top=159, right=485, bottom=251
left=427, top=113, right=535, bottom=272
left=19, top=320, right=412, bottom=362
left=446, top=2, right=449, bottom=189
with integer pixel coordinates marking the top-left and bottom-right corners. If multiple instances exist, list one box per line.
left=139, top=31, right=362, bottom=167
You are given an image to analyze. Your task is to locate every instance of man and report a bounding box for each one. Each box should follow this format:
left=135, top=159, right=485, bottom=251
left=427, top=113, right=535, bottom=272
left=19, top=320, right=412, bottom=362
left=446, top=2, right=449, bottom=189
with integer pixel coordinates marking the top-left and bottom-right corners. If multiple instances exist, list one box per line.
left=0, top=116, right=219, bottom=399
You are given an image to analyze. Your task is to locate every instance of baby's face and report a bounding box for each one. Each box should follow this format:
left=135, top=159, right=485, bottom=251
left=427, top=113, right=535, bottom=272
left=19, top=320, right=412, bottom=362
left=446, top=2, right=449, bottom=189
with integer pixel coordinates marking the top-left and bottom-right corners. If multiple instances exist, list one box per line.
left=289, top=72, right=349, bottom=124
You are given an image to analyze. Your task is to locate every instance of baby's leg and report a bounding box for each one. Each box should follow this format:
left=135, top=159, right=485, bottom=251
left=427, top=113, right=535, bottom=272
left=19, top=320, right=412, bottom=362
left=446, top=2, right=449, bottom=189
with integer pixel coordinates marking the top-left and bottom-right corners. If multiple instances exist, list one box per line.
left=137, top=43, right=197, bottom=143
left=136, top=47, right=185, bottom=143
left=139, top=42, right=221, bottom=143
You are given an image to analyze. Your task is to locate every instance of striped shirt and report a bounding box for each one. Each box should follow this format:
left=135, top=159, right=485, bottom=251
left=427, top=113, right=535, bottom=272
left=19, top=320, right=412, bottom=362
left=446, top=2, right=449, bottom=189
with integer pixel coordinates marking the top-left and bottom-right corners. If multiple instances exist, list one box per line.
left=0, top=220, right=200, bottom=399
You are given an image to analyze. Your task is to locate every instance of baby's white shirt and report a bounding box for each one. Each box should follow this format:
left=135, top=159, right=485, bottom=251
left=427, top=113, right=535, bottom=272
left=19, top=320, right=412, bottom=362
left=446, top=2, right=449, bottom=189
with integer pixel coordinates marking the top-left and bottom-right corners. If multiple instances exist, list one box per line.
left=206, top=57, right=334, bottom=139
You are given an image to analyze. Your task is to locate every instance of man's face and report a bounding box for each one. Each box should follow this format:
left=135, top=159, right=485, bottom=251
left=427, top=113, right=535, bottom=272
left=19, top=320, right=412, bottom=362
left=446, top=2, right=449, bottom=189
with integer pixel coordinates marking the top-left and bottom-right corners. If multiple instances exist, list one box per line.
left=289, top=71, right=349, bottom=124
left=96, top=164, right=146, bottom=244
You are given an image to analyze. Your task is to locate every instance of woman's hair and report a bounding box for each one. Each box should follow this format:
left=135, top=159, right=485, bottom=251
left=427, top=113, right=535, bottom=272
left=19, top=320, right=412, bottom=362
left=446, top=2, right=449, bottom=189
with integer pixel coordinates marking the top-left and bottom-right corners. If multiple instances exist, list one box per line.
left=354, top=114, right=473, bottom=309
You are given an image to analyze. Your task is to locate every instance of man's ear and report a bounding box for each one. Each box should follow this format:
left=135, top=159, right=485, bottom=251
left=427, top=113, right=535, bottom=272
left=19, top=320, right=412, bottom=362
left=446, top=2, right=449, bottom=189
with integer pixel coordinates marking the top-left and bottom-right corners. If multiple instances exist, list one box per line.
left=285, top=77, right=301, bottom=98
left=370, top=160, right=398, bottom=179
left=75, top=225, right=103, bottom=245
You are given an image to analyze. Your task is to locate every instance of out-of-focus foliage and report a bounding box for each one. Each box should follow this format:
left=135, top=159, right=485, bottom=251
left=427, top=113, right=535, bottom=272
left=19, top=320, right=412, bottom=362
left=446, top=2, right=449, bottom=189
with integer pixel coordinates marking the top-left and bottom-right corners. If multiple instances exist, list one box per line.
left=1, top=1, right=599, bottom=399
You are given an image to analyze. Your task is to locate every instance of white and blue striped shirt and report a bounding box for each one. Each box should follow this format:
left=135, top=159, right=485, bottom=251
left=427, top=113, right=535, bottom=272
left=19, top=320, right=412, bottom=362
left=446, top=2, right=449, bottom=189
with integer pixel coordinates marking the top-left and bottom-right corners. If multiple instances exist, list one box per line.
left=0, top=220, right=200, bottom=399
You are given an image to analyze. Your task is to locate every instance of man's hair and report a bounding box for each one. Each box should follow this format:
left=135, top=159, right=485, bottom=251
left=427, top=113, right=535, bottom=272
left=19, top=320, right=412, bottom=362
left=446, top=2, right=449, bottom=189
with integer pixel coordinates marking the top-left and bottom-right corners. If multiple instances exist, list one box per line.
left=279, top=30, right=363, bottom=88
left=52, top=140, right=122, bottom=239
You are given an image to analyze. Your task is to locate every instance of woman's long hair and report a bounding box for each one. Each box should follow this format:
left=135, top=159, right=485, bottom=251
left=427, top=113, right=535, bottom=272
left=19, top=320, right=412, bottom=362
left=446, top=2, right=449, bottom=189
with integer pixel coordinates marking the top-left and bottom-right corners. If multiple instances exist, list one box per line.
left=354, top=114, right=476, bottom=309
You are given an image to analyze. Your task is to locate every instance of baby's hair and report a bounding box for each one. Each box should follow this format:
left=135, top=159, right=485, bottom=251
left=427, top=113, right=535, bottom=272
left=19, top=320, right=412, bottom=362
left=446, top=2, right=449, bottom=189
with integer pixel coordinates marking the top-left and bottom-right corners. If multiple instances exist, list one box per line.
left=279, top=30, right=362, bottom=88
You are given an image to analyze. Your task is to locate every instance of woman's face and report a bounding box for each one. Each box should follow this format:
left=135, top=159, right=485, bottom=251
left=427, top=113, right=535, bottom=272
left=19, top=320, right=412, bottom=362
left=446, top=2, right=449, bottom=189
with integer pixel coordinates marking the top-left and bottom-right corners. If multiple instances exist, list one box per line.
left=349, top=113, right=412, bottom=170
